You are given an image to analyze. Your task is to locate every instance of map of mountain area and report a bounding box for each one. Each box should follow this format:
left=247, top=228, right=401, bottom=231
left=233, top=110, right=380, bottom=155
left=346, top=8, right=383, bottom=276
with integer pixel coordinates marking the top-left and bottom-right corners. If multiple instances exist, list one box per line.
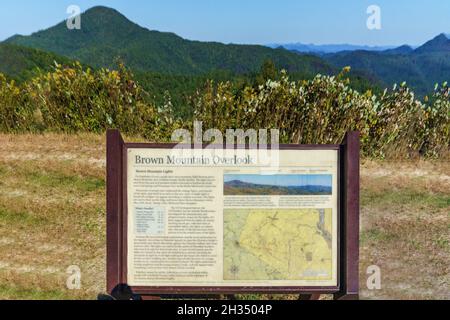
left=224, top=208, right=333, bottom=281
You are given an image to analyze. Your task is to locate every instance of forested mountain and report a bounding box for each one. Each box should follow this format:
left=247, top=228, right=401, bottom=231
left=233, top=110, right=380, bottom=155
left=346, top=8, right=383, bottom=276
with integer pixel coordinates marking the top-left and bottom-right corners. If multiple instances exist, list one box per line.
left=323, top=34, right=450, bottom=95
left=5, top=6, right=334, bottom=77
left=382, top=45, right=414, bottom=55
left=0, top=43, right=73, bottom=82
left=2, top=5, right=448, bottom=101
left=415, top=33, right=450, bottom=54
left=2, top=5, right=384, bottom=117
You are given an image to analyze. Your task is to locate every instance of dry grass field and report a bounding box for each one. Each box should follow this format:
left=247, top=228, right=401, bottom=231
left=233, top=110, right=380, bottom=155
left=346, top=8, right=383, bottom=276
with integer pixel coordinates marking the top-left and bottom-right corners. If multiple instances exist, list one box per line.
left=0, top=134, right=448, bottom=300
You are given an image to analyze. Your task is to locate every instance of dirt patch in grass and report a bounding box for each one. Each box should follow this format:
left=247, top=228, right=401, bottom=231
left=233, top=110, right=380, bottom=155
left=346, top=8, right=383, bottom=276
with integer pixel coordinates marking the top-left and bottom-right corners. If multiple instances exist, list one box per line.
left=0, top=134, right=448, bottom=300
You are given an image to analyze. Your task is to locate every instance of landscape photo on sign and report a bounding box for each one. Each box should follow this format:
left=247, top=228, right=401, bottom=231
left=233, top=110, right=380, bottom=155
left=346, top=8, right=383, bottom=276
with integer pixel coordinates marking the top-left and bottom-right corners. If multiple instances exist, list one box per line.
left=124, top=147, right=339, bottom=288
left=223, top=174, right=333, bottom=196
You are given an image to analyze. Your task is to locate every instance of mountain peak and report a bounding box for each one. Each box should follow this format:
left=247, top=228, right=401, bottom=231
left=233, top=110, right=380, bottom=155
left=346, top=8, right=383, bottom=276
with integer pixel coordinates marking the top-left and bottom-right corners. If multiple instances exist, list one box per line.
left=415, top=33, right=450, bottom=53
left=3, top=7, right=333, bottom=75
left=78, top=5, right=141, bottom=30
left=434, top=33, right=449, bottom=41
left=383, top=45, right=413, bottom=55
left=85, top=5, right=119, bottom=12
left=82, top=5, right=127, bottom=19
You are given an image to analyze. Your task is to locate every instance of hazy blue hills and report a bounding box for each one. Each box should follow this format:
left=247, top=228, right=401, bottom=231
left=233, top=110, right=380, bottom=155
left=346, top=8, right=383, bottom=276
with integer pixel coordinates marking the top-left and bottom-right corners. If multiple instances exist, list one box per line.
left=224, top=180, right=332, bottom=196
left=415, top=33, right=450, bottom=54
left=382, top=45, right=414, bottom=55
left=322, top=34, right=450, bottom=95
left=4, top=6, right=334, bottom=77
left=267, top=43, right=396, bottom=54
left=272, top=34, right=450, bottom=95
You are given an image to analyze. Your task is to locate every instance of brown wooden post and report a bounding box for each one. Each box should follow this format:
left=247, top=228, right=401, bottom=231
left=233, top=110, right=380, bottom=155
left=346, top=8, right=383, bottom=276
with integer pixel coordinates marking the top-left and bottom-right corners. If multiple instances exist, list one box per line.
left=334, top=131, right=360, bottom=300
left=106, top=129, right=125, bottom=294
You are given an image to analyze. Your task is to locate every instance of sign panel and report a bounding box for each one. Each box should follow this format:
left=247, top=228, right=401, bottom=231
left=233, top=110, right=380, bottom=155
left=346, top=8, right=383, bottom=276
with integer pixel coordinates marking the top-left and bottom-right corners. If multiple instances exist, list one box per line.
left=106, top=130, right=360, bottom=298
left=126, top=148, right=339, bottom=287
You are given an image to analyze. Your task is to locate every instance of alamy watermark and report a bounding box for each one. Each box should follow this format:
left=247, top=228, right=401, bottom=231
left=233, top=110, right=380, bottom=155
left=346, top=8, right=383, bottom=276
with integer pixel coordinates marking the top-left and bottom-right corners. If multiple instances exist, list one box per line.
left=66, top=5, right=382, bottom=32
left=367, top=5, right=381, bottom=30
left=171, top=121, right=281, bottom=172
left=66, top=5, right=81, bottom=30
left=366, top=265, right=382, bottom=290
left=66, top=265, right=81, bottom=290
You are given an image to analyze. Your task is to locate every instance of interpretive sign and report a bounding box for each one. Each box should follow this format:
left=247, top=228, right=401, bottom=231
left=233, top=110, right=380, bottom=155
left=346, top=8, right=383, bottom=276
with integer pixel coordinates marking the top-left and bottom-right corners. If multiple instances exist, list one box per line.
left=106, top=130, right=360, bottom=299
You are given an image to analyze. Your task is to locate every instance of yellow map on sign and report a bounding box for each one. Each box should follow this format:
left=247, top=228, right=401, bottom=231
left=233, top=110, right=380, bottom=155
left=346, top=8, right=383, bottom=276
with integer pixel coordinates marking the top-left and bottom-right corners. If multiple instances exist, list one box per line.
left=224, top=209, right=333, bottom=281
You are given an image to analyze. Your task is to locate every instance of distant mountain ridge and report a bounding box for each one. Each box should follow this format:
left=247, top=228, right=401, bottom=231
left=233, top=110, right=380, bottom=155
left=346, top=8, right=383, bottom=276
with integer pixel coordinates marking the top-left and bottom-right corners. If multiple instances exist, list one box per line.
left=267, top=43, right=397, bottom=54
left=382, top=45, right=414, bottom=55
left=323, top=33, right=450, bottom=95
left=269, top=34, right=450, bottom=95
left=414, top=33, right=450, bottom=53
left=1, top=6, right=449, bottom=96
left=224, top=180, right=332, bottom=196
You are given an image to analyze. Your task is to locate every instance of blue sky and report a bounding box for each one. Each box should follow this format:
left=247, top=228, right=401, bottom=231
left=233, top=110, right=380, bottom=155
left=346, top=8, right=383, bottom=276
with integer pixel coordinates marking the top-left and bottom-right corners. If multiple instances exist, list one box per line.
left=1, top=0, right=449, bottom=45
left=224, top=174, right=332, bottom=188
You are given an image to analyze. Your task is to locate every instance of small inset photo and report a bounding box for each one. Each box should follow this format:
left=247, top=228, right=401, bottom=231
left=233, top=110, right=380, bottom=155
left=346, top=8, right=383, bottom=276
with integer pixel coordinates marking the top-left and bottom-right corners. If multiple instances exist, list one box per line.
left=224, top=174, right=332, bottom=196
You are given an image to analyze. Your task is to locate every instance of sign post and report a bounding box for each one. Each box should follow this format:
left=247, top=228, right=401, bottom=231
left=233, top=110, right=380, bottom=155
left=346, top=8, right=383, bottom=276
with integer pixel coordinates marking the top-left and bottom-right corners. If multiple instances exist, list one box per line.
left=106, top=130, right=360, bottom=300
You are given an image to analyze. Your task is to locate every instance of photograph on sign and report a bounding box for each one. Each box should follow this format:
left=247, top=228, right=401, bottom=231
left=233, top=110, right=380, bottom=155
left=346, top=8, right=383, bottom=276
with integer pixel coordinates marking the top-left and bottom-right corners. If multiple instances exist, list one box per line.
left=126, top=148, right=338, bottom=287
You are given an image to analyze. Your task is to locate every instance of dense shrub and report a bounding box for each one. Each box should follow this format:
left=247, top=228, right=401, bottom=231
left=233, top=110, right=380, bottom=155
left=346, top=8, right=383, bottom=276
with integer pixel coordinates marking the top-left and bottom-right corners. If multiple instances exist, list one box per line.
left=0, top=65, right=448, bottom=158
left=0, top=63, right=178, bottom=141
left=193, top=70, right=449, bottom=158
left=0, top=74, right=37, bottom=132
left=424, top=83, right=450, bottom=157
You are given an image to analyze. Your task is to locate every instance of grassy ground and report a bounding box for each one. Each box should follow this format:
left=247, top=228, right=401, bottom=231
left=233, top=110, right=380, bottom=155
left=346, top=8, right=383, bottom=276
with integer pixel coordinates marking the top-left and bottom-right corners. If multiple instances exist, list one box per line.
left=0, top=133, right=448, bottom=300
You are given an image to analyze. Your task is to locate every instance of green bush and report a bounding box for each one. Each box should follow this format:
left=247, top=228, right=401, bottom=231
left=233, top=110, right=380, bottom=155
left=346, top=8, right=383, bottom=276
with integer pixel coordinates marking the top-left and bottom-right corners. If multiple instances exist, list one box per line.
left=192, top=70, right=449, bottom=158
left=0, top=63, right=179, bottom=141
left=0, top=64, right=448, bottom=158
left=0, top=74, right=37, bottom=132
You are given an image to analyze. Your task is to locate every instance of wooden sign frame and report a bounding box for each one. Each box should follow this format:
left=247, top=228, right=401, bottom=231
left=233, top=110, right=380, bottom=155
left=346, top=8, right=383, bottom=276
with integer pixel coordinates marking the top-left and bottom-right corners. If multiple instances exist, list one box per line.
left=106, top=130, right=360, bottom=300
